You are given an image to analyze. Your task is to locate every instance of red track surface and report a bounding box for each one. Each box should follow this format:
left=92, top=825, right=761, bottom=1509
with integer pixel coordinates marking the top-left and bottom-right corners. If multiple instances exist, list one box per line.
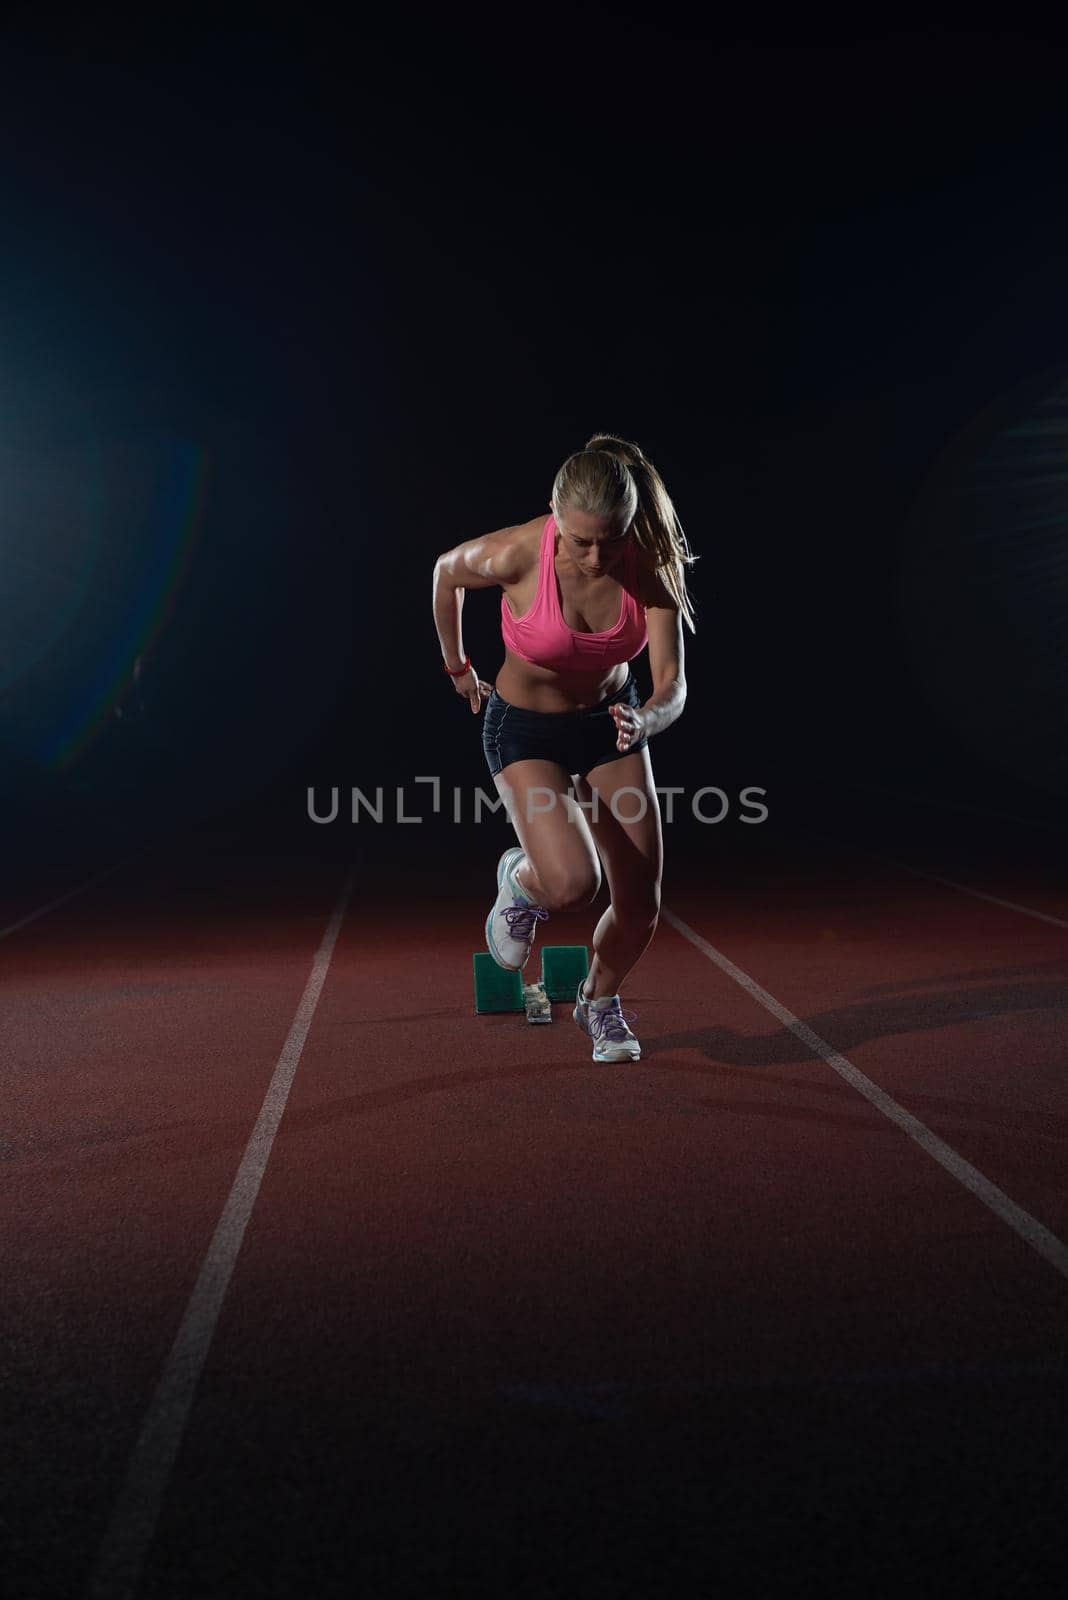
left=2, top=832, right=1066, bottom=1598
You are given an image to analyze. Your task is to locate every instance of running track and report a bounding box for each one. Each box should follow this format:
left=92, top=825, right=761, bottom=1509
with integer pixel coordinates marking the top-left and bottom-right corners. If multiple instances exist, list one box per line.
left=2, top=820, right=1065, bottom=1598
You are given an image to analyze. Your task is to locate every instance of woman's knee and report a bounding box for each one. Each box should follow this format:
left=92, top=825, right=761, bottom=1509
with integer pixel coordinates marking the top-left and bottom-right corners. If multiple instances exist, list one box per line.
left=539, top=858, right=602, bottom=911
left=613, top=880, right=661, bottom=923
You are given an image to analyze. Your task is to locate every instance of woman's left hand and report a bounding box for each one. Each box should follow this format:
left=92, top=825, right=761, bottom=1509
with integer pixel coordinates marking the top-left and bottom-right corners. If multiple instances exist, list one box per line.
left=609, top=703, right=647, bottom=752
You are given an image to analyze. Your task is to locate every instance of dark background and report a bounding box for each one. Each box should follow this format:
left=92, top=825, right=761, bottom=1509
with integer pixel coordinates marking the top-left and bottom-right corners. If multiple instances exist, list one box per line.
left=2, top=8, right=1067, bottom=884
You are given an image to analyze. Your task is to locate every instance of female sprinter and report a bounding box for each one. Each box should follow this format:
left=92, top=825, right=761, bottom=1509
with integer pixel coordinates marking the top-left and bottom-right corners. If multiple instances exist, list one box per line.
left=431, top=433, right=696, bottom=1063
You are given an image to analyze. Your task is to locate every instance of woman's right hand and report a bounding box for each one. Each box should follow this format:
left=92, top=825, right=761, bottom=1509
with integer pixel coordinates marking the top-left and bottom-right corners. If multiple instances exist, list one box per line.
left=451, top=665, right=494, bottom=713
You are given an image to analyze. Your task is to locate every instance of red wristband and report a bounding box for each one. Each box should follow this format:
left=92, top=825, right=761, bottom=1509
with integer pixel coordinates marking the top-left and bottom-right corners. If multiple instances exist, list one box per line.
left=443, top=655, right=471, bottom=677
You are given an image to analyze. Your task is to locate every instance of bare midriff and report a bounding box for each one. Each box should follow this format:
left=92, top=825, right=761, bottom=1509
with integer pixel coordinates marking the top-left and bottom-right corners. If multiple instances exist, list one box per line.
left=495, top=650, right=630, bottom=712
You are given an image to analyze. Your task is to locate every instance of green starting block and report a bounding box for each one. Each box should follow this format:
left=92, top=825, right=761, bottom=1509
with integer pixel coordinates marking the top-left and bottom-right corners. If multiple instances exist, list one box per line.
left=540, top=944, right=590, bottom=1002
left=473, top=945, right=589, bottom=1022
left=472, top=954, right=523, bottom=1013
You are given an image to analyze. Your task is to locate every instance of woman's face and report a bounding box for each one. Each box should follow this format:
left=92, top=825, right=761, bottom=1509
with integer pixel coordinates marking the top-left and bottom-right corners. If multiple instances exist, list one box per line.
left=552, top=505, right=630, bottom=576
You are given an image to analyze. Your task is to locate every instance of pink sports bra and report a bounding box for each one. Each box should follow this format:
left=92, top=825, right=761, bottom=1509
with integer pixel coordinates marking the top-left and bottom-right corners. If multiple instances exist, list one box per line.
left=500, top=514, right=649, bottom=673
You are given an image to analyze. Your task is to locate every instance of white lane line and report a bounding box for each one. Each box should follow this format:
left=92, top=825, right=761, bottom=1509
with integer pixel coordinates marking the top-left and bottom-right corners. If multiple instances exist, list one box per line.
left=874, top=855, right=1068, bottom=930
left=660, top=905, right=1068, bottom=1283
left=801, top=829, right=1068, bottom=930
left=87, top=866, right=355, bottom=1600
left=0, top=856, right=136, bottom=940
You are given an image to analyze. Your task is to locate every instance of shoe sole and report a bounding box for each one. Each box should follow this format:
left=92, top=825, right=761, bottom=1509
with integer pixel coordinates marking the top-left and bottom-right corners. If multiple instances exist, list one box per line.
left=485, top=847, right=527, bottom=972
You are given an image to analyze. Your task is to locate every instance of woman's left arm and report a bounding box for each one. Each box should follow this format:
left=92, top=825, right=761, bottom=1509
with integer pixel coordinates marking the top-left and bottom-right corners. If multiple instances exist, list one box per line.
left=640, top=603, right=686, bottom=737
left=609, top=594, right=686, bottom=751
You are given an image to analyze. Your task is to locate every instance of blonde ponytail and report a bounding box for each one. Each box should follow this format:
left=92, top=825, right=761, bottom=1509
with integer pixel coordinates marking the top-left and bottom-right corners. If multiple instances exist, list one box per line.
left=550, top=432, right=697, bottom=631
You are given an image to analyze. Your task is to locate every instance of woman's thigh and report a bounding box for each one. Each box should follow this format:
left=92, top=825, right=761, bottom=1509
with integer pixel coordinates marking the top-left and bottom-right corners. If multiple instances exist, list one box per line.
left=494, top=758, right=601, bottom=906
left=573, top=745, right=663, bottom=909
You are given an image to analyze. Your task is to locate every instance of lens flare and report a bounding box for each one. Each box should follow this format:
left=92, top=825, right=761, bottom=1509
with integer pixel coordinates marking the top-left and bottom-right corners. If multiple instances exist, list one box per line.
left=39, top=435, right=211, bottom=773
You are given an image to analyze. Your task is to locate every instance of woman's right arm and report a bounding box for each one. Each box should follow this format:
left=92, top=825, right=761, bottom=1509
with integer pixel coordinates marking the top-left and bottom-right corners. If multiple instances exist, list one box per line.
left=432, top=526, right=527, bottom=713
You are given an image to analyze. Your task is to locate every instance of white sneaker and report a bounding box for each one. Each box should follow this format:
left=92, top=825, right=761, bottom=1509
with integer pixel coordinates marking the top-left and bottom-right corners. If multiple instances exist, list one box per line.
left=573, top=979, right=641, bottom=1062
left=485, top=846, right=549, bottom=971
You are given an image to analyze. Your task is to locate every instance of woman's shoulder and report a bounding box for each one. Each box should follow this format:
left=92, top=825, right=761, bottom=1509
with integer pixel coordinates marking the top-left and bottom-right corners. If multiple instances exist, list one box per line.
left=516, top=513, right=551, bottom=543
left=498, top=516, right=548, bottom=582
left=632, top=541, right=676, bottom=608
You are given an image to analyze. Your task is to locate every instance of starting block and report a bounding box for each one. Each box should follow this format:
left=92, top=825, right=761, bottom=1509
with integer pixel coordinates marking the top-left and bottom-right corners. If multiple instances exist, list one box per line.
left=540, top=945, right=590, bottom=1001
left=520, top=979, right=553, bottom=1024
left=473, top=945, right=589, bottom=1023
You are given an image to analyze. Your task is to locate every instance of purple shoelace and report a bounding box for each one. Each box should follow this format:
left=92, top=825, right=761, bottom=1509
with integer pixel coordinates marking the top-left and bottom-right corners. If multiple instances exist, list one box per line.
left=586, top=997, right=639, bottom=1043
left=503, top=900, right=549, bottom=941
